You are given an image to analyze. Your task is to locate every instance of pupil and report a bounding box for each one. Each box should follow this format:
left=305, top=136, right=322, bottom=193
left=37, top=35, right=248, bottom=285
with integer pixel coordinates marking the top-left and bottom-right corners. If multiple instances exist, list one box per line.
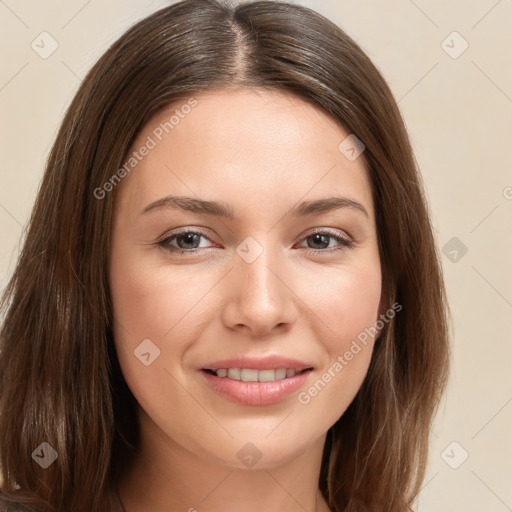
left=311, top=234, right=329, bottom=249
left=179, top=233, right=199, bottom=248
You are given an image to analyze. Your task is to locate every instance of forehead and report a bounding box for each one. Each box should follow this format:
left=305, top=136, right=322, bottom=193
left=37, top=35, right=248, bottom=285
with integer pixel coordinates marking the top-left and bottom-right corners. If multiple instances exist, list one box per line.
left=116, top=88, right=374, bottom=220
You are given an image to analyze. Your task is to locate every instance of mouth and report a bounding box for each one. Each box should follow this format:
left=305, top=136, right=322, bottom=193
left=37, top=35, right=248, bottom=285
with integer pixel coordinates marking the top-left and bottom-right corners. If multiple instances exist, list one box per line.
left=200, top=366, right=314, bottom=406
left=201, top=367, right=314, bottom=382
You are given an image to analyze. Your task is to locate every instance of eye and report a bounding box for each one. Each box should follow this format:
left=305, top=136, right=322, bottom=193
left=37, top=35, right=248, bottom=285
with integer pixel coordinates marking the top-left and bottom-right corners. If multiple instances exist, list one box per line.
left=156, top=227, right=354, bottom=256
left=296, top=229, right=354, bottom=253
left=156, top=229, right=214, bottom=254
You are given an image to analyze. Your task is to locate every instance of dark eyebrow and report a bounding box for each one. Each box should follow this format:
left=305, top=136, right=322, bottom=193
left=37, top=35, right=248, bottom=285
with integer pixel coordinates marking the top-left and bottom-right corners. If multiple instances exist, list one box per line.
left=141, top=194, right=369, bottom=219
left=141, top=195, right=235, bottom=217
left=290, top=196, right=369, bottom=218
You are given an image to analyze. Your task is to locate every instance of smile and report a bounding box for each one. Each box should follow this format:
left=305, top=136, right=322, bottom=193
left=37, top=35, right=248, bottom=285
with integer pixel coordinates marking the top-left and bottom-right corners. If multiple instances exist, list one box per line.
left=203, top=367, right=312, bottom=382
left=200, top=367, right=314, bottom=406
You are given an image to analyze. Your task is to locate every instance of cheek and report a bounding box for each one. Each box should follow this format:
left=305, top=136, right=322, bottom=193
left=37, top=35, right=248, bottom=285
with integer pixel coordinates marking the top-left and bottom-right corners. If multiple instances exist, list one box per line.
left=297, top=255, right=382, bottom=352
left=108, top=248, right=214, bottom=426
left=108, top=243, right=226, bottom=410
left=325, top=269, right=382, bottom=344
left=109, top=248, right=217, bottom=343
left=293, top=258, right=381, bottom=413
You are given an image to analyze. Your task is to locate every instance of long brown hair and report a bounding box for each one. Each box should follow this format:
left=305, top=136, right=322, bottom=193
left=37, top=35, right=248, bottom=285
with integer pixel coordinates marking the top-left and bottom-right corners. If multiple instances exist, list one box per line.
left=0, top=1, right=450, bottom=510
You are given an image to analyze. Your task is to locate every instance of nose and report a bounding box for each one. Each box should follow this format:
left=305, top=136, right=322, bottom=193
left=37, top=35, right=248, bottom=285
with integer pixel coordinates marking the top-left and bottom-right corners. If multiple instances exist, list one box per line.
left=221, top=242, right=298, bottom=337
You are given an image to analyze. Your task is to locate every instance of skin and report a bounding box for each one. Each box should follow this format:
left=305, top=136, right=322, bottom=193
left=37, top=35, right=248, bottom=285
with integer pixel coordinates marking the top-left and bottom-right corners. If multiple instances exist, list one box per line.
left=110, top=88, right=384, bottom=512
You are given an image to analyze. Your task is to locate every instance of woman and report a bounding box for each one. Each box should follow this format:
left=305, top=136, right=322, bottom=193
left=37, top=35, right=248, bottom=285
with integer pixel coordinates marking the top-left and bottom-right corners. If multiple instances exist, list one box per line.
left=0, top=0, right=450, bottom=510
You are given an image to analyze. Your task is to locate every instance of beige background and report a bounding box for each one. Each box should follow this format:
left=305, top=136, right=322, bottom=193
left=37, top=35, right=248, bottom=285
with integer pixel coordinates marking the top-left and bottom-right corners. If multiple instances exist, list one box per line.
left=1, top=0, right=511, bottom=510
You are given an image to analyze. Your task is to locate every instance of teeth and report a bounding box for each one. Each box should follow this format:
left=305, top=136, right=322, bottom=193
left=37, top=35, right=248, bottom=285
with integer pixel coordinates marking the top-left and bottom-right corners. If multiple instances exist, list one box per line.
left=275, top=368, right=287, bottom=380
left=241, top=369, right=258, bottom=382
left=213, top=368, right=304, bottom=381
left=227, top=368, right=241, bottom=380
left=258, top=369, right=276, bottom=382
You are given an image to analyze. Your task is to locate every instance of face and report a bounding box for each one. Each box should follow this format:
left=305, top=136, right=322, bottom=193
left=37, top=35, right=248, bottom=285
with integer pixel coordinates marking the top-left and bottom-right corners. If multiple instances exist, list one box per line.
left=109, top=88, right=383, bottom=469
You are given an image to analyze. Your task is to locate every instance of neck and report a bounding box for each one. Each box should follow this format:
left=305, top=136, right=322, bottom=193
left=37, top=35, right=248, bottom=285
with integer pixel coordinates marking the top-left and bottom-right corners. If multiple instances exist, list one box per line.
left=118, top=409, right=331, bottom=512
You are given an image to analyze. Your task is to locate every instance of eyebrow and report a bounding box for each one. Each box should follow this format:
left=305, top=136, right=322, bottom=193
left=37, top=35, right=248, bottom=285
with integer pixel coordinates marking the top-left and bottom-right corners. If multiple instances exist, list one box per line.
left=141, top=194, right=369, bottom=219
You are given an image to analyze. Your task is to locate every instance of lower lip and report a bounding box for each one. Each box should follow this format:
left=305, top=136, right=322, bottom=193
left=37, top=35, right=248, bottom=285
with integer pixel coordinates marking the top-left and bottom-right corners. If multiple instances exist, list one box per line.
left=200, top=370, right=312, bottom=406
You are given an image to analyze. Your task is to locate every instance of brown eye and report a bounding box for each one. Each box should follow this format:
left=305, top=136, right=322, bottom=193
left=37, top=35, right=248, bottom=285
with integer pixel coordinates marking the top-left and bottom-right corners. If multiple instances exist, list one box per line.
left=298, top=230, right=354, bottom=253
left=157, top=229, right=213, bottom=254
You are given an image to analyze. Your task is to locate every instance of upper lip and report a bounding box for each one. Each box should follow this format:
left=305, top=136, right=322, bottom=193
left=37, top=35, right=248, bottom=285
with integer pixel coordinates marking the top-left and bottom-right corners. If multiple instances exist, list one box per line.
left=201, top=355, right=314, bottom=371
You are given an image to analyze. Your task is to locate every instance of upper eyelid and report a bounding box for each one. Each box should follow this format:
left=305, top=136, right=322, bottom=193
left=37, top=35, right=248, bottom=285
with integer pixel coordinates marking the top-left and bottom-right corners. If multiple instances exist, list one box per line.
left=158, top=228, right=213, bottom=244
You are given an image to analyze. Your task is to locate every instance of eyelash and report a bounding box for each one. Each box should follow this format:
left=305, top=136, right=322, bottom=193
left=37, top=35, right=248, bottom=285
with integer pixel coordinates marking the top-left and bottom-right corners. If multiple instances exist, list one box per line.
left=156, top=228, right=355, bottom=256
